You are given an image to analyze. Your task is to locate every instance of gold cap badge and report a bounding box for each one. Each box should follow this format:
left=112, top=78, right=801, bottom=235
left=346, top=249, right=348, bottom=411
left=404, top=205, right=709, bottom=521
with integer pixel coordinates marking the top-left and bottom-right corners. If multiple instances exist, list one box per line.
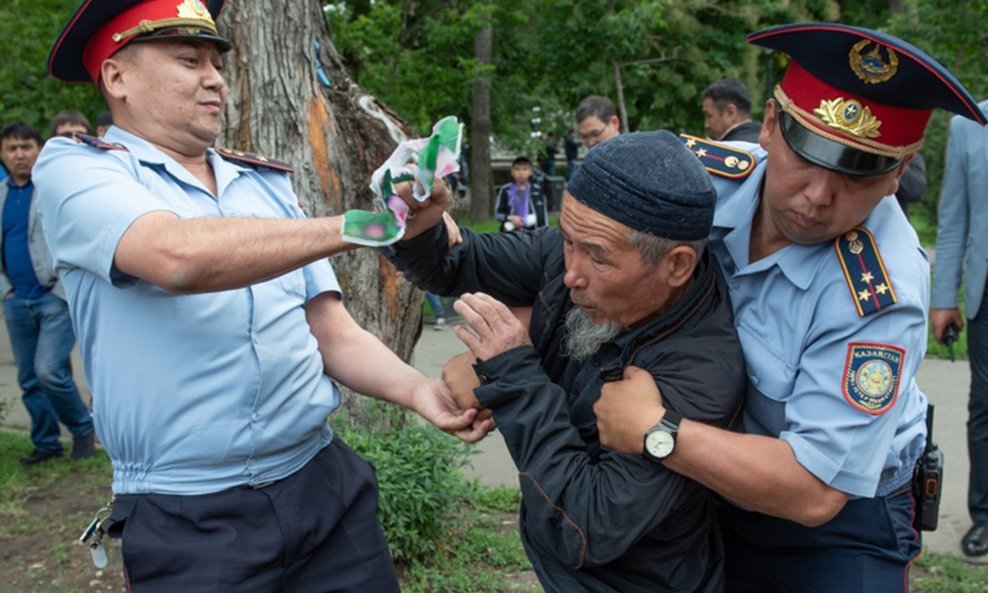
left=814, top=98, right=882, bottom=139
left=849, top=39, right=899, bottom=84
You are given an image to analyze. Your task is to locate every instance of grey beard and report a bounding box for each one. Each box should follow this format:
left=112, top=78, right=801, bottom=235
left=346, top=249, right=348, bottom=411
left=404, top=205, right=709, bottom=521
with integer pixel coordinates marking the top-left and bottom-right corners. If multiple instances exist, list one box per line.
left=564, top=306, right=622, bottom=362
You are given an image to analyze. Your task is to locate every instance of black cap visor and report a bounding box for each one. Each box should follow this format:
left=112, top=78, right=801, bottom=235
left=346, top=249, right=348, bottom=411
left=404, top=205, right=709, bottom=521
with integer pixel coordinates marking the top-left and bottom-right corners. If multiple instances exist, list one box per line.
left=129, top=27, right=232, bottom=53
left=779, top=110, right=903, bottom=178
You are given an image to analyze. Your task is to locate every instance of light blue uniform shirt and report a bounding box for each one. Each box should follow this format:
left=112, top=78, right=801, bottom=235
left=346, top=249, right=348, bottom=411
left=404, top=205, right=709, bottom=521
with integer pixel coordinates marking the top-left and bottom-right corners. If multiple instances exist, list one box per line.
left=709, top=158, right=929, bottom=498
left=34, top=128, right=341, bottom=495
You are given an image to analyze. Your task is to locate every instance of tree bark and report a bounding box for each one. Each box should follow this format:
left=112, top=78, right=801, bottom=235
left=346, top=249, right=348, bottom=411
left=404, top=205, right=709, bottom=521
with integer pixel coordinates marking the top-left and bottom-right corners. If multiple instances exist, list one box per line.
left=468, top=11, right=494, bottom=221
left=218, top=0, right=424, bottom=423
left=613, top=60, right=628, bottom=134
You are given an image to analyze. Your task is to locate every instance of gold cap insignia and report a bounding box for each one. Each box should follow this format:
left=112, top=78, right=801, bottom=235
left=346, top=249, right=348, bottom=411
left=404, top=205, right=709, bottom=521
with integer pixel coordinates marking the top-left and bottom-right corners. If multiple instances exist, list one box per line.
left=814, top=98, right=882, bottom=139
left=849, top=39, right=899, bottom=84
left=177, top=0, right=214, bottom=23
left=113, top=0, right=218, bottom=43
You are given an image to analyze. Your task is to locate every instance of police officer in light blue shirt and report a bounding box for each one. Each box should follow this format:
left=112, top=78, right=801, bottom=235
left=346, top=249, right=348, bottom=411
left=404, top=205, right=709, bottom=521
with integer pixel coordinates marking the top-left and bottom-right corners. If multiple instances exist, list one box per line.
left=593, top=23, right=986, bottom=593
left=37, top=1, right=489, bottom=591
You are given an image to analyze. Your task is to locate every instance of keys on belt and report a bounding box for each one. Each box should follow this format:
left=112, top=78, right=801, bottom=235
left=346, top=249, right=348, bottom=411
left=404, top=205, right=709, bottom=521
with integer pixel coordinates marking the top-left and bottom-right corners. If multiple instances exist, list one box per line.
left=79, top=504, right=111, bottom=568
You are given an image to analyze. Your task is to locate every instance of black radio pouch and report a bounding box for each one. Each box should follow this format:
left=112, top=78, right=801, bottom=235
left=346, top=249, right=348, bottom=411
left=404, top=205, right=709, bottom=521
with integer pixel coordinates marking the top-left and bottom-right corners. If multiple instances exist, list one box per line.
left=912, top=404, right=944, bottom=532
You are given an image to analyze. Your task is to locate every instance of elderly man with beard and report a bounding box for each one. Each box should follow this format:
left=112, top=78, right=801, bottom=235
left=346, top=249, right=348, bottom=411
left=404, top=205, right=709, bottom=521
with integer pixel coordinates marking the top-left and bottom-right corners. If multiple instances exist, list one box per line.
left=385, top=130, right=746, bottom=593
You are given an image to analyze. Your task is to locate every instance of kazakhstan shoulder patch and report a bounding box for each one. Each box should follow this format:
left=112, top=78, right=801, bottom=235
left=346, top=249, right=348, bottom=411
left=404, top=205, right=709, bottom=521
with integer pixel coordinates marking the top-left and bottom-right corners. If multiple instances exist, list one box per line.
left=678, top=133, right=756, bottom=179
left=842, top=342, right=905, bottom=415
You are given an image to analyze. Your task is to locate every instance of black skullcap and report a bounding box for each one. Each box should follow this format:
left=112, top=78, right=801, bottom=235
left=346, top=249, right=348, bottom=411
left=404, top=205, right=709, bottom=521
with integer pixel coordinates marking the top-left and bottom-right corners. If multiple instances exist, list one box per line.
left=567, top=130, right=715, bottom=241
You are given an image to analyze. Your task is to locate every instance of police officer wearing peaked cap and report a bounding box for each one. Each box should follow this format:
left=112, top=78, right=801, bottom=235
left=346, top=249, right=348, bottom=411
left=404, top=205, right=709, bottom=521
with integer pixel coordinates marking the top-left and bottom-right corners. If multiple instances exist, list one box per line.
left=38, top=1, right=490, bottom=592
left=593, top=22, right=985, bottom=593
left=48, top=0, right=231, bottom=84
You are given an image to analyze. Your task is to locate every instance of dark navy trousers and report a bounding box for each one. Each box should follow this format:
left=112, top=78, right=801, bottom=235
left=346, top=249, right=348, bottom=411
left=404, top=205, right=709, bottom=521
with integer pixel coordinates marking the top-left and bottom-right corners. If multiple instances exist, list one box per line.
left=107, top=438, right=400, bottom=593
left=719, top=491, right=920, bottom=593
left=967, top=290, right=988, bottom=524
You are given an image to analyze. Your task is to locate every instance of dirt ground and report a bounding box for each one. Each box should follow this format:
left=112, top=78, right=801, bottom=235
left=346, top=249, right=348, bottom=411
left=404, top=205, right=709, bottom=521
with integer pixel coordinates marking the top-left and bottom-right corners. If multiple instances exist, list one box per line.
left=0, top=471, right=540, bottom=593
left=1, top=470, right=943, bottom=593
left=0, top=471, right=123, bottom=593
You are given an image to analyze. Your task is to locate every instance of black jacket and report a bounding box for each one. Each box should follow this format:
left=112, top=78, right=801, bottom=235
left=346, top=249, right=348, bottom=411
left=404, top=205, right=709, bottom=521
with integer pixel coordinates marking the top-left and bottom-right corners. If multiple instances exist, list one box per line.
left=720, top=120, right=762, bottom=144
left=387, top=225, right=746, bottom=593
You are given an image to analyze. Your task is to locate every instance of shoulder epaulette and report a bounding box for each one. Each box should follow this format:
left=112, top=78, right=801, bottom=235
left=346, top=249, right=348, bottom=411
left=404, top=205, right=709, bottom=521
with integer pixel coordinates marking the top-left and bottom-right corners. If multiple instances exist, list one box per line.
left=834, top=226, right=897, bottom=317
left=75, top=133, right=128, bottom=152
left=216, top=147, right=294, bottom=173
left=678, top=133, right=755, bottom=179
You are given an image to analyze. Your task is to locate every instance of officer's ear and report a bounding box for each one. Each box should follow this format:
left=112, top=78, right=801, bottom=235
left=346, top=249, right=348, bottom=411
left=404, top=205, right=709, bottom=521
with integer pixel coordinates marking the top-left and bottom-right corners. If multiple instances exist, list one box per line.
left=883, top=153, right=915, bottom=198
left=100, top=59, right=127, bottom=100
left=100, top=44, right=141, bottom=101
left=758, top=100, right=778, bottom=150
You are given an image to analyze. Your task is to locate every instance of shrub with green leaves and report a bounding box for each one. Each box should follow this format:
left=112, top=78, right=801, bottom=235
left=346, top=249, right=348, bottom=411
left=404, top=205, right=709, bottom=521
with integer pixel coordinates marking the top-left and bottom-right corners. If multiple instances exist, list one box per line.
left=332, top=403, right=473, bottom=563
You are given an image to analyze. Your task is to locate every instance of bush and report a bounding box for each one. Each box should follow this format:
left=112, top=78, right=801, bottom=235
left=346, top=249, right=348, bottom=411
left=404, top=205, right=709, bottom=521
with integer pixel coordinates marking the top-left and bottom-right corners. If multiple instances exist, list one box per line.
left=332, top=402, right=473, bottom=563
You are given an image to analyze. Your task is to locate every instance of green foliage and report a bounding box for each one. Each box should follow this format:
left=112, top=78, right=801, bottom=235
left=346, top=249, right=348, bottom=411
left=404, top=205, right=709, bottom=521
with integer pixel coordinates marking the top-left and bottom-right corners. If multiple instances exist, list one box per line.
left=884, top=1, right=988, bottom=232
left=402, top=505, right=533, bottom=593
left=331, top=401, right=474, bottom=563
left=468, top=484, right=523, bottom=512
left=327, top=0, right=840, bottom=157
left=0, top=0, right=105, bottom=135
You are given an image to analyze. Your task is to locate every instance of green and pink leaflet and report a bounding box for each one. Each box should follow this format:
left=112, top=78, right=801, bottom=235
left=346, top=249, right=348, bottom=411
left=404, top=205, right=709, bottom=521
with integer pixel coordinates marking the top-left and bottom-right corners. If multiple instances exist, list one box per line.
left=341, top=116, right=463, bottom=247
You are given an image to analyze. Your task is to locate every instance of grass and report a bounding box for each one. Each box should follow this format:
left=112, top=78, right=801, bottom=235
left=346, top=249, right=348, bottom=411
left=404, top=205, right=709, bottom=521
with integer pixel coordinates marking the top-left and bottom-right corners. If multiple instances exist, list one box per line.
left=6, top=426, right=988, bottom=593
left=0, top=428, right=535, bottom=593
left=913, top=552, right=988, bottom=593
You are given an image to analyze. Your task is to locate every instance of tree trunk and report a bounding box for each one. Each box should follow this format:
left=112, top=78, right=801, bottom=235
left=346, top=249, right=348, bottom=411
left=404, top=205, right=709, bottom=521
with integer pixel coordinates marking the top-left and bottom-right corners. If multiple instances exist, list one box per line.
left=219, top=0, right=424, bottom=423
left=468, top=11, right=494, bottom=222
left=613, top=60, right=628, bottom=134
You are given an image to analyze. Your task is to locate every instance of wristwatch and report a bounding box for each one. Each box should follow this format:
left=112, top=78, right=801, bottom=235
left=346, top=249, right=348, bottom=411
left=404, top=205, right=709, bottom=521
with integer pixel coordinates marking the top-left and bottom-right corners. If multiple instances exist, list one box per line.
left=643, top=409, right=683, bottom=462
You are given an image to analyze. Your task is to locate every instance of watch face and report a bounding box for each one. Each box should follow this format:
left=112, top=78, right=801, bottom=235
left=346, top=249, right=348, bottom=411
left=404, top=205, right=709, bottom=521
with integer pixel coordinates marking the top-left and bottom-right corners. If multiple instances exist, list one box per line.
left=645, top=429, right=674, bottom=458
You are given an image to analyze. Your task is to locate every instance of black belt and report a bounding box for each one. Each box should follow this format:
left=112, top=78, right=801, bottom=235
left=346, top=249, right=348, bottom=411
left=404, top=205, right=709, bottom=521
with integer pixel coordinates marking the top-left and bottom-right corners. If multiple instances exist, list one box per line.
left=886, top=481, right=912, bottom=499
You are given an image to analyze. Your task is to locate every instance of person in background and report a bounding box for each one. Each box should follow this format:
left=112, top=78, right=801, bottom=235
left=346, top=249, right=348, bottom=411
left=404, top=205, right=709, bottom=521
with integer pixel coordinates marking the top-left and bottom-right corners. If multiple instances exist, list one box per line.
left=494, top=156, right=547, bottom=231
left=700, top=78, right=762, bottom=143
left=0, top=121, right=94, bottom=467
left=538, top=132, right=557, bottom=177
left=930, top=97, right=988, bottom=558
left=94, top=110, right=113, bottom=137
left=425, top=291, right=450, bottom=331
left=38, top=1, right=488, bottom=590
left=574, top=95, right=620, bottom=149
left=564, top=129, right=581, bottom=181
left=48, top=109, right=90, bottom=140
left=594, top=23, right=986, bottom=592
left=893, top=152, right=927, bottom=219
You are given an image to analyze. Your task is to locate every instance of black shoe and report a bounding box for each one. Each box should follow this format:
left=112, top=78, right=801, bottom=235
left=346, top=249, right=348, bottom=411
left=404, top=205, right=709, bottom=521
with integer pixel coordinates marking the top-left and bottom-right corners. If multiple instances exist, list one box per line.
left=962, top=522, right=988, bottom=557
left=71, top=431, right=95, bottom=461
left=20, top=449, right=63, bottom=468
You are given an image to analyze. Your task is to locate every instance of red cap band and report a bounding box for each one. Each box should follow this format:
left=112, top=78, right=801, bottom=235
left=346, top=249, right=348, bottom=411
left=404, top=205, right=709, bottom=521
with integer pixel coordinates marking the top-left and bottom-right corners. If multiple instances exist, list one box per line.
left=779, top=60, right=931, bottom=151
left=81, top=0, right=219, bottom=83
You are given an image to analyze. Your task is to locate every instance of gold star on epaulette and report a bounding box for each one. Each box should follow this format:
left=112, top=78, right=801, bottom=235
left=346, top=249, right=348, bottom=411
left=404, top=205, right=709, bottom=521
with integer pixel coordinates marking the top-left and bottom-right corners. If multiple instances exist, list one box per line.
left=696, top=148, right=708, bottom=158
left=835, top=226, right=897, bottom=317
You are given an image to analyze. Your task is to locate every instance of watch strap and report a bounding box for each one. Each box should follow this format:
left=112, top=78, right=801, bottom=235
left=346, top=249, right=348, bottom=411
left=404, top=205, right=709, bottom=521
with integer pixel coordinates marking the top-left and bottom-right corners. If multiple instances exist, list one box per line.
left=659, top=409, right=683, bottom=432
